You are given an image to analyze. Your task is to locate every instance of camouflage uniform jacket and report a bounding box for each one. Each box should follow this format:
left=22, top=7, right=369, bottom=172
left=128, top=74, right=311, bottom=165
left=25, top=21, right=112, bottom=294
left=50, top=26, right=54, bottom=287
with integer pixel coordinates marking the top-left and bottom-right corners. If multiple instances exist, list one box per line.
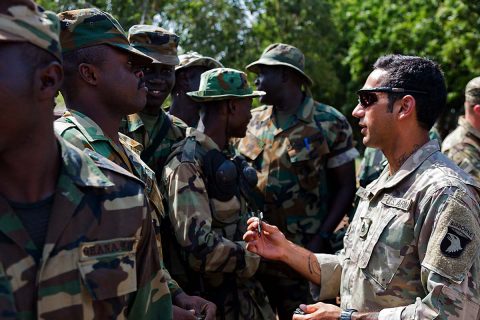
left=358, top=129, right=442, bottom=188
left=442, top=116, right=480, bottom=182
left=54, top=110, right=182, bottom=298
left=0, top=138, right=169, bottom=319
left=313, top=140, right=480, bottom=319
left=119, top=110, right=187, bottom=176
left=162, top=128, right=275, bottom=320
left=235, top=96, right=358, bottom=244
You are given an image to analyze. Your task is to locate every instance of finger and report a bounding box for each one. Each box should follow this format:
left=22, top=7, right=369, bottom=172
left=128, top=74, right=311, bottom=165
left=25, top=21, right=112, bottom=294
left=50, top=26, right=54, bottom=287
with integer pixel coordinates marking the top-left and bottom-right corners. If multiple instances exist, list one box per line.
left=246, top=219, right=259, bottom=231
left=245, top=241, right=258, bottom=253
left=246, top=216, right=258, bottom=225
left=260, top=220, right=278, bottom=233
left=203, top=303, right=217, bottom=320
left=243, top=230, right=259, bottom=242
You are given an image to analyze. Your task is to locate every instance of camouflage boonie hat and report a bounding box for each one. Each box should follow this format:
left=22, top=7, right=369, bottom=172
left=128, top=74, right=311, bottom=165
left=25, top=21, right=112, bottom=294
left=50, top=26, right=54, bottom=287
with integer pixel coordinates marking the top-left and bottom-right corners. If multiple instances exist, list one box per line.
left=465, top=76, right=480, bottom=105
left=187, top=68, right=265, bottom=102
left=128, top=25, right=179, bottom=65
left=57, top=8, right=152, bottom=64
left=0, top=2, right=61, bottom=61
left=246, top=43, right=313, bottom=86
left=176, top=51, right=223, bottom=72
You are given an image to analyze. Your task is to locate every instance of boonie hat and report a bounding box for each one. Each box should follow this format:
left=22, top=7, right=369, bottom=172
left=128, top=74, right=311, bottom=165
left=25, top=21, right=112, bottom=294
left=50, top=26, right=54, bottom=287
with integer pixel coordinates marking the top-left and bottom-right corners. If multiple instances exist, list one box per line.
left=246, top=43, right=313, bottom=86
left=187, top=68, right=265, bottom=102
left=176, top=51, right=223, bottom=72
left=57, top=8, right=152, bottom=64
left=0, top=2, right=61, bottom=61
left=128, top=24, right=179, bottom=65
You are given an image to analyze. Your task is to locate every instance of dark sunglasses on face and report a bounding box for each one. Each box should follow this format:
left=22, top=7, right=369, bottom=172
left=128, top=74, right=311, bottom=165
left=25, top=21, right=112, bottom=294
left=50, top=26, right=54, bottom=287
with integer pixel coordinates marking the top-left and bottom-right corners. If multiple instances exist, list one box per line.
left=356, top=87, right=428, bottom=108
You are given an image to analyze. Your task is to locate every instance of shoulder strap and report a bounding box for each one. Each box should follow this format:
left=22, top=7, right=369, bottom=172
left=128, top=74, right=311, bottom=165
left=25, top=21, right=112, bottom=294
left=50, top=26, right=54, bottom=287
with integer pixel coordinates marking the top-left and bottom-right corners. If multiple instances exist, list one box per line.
left=141, top=114, right=171, bottom=163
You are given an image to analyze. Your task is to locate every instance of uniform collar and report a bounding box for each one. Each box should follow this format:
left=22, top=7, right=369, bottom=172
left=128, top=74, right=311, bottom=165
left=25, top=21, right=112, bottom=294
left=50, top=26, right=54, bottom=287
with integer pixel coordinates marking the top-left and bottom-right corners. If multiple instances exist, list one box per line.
left=62, top=110, right=110, bottom=143
left=459, top=116, right=480, bottom=140
left=58, top=136, right=114, bottom=188
left=367, top=140, right=439, bottom=196
left=124, top=113, right=145, bottom=133
left=255, top=95, right=314, bottom=125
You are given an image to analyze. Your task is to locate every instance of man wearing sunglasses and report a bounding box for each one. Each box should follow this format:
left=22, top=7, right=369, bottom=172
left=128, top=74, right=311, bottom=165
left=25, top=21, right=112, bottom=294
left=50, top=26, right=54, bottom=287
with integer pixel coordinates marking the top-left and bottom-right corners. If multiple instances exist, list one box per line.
left=244, top=54, right=480, bottom=319
left=442, top=76, right=480, bottom=182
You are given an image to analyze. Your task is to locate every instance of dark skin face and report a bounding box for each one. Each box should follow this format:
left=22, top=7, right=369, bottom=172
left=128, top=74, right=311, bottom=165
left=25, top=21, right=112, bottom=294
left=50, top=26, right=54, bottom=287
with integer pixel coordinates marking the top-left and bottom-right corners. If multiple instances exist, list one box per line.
left=254, top=65, right=285, bottom=106
left=143, top=63, right=175, bottom=113
left=227, top=97, right=253, bottom=138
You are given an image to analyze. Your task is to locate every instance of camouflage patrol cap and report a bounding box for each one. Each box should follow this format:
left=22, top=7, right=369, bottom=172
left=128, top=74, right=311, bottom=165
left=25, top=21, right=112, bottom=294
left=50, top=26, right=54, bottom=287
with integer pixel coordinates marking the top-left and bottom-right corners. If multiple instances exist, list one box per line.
left=0, top=2, right=61, bottom=61
left=465, top=76, right=480, bottom=105
left=246, top=43, right=313, bottom=86
left=128, top=25, right=179, bottom=65
left=176, top=51, right=223, bottom=72
left=57, top=8, right=152, bottom=64
left=187, top=68, right=265, bottom=102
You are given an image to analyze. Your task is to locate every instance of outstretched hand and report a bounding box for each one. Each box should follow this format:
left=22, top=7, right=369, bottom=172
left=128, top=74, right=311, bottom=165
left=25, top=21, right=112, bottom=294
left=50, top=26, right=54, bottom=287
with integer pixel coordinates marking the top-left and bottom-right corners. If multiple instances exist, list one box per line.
left=292, top=302, right=342, bottom=320
left=243, top=217, right=289, bottom=261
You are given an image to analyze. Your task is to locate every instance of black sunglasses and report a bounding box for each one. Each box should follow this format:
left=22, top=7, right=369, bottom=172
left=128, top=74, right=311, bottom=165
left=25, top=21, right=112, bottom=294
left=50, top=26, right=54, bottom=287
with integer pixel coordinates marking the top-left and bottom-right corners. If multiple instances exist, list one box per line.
left=357, top=87, right=428, bottom=108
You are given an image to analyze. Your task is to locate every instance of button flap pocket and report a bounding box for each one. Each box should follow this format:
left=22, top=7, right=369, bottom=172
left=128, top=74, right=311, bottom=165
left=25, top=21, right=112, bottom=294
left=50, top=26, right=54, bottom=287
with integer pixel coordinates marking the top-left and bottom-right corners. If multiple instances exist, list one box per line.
left=358, top=210, right=397, bottom=269
left=287, top=132, right=329, bottom=163
left=236, top=132, right=264, bottom=161
left=79, top=238, right=138, bottom=300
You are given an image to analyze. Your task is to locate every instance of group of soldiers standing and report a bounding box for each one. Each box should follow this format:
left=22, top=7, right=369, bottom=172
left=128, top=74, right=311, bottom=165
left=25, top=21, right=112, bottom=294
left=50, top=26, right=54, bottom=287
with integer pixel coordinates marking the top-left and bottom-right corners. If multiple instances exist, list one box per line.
left=1, top=1, right=480, bottom=320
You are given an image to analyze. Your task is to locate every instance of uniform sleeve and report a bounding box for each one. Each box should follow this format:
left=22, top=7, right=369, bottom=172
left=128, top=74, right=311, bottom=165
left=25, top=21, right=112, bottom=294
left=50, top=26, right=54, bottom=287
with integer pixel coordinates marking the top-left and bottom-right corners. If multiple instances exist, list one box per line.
left=310, top=253, right=343, bottom=301
left=320, top=108, right=359, bottom=169
left=127, top=198, right=173, bottom=319
left=166, top=162, right=258, bottom=275
left=58, top=127, right=93, bottom=151
left=378, top=188, right=480, bottom=320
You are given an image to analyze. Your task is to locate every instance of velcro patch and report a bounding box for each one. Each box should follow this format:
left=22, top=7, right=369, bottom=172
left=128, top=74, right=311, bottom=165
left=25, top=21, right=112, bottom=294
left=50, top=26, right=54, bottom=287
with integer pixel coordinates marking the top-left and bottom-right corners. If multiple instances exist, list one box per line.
left=422, top=197, right=480, bottom=283
left=80, top=238, right=138, bottom=261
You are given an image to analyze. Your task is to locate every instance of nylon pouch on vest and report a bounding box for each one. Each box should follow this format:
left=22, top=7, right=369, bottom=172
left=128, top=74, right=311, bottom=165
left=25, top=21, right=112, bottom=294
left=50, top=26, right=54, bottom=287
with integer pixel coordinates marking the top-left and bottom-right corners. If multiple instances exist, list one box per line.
left=203, top=149, right=238, bottom=201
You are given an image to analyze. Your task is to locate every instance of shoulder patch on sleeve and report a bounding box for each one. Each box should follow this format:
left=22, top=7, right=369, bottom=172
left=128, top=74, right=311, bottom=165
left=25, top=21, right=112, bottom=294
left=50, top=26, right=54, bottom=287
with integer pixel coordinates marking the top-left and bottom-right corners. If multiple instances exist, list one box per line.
left=422, top=197, right=480, bottom=283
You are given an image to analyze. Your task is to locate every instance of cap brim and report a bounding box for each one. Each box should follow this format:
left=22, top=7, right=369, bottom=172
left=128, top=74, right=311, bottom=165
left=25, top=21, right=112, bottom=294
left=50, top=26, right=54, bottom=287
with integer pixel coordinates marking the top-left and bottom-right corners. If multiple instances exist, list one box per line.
left=110, top=43, right=153, bottom=65
left=186, top=90, right=265, bottom=102
left=246, top=58, right=313, bottom=86
left=131, top=45, right=179, bottom=65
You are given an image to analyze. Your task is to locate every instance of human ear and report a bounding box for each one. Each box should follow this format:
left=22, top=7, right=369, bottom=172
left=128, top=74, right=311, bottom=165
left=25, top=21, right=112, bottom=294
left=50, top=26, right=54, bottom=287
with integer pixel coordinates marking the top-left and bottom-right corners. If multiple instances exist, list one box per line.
left=78, top=63, right=99, bottom=85
left=397, top=95, right=415, bottom=120
left=36, top=61, right=63, bottom=102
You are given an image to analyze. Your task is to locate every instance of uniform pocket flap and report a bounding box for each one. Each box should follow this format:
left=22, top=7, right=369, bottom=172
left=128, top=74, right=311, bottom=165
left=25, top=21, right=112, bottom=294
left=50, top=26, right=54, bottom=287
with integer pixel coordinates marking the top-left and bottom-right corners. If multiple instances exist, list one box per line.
left=287, top=133, right=329, bottom=163
left=78, top=238, right=138, bottom=300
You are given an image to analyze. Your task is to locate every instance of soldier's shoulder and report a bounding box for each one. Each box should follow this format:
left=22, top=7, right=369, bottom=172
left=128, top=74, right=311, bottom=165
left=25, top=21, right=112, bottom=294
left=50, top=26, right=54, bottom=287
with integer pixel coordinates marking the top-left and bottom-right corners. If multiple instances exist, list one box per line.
left=442, top=126, right=466, bottom=152
left=250, top=104, right=271, bottom=115
left=312, top=100, right=349, bottom=123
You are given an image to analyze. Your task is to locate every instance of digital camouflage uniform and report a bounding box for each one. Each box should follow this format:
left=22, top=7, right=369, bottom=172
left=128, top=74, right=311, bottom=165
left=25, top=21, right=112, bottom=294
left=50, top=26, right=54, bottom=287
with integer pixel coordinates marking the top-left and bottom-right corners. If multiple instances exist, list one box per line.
left=0, top=4, right=167, bottom=318
left=162, top=69, right=275, bottom=320
left=442, top=117, right=480, bottom=183
left=313, top=140, right=480, bottom=319
left=119, top=25, right=187, bottom=178
left=358, top=128, right=442, bottom=188
left=235, top=43, right=358, bottom=318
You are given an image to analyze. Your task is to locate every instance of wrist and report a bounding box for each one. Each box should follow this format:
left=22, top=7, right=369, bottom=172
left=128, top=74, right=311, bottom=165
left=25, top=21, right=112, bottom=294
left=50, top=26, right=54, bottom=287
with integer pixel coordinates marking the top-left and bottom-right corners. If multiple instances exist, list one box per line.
left=340, top=309, right=357, bottom=320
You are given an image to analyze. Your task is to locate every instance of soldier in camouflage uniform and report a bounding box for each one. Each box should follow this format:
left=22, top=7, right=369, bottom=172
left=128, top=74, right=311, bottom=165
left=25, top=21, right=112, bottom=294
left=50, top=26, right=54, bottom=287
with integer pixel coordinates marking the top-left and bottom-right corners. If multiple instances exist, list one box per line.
left=119, top=25, right=187, bottom=177
left=358, top=128, right=441, bottom=188
left=162, top=68, right=276, bottom=320
left=0, top=2, right=168, bottom=318
left=244, top=54, right=480, bottom=320
left=442, top=76, right=480, bottom=182
left=54, top=9, right=216, bottom=320
left=170, top=51, right=223, bottom=127
left=235, top=43, right=358, bottom=319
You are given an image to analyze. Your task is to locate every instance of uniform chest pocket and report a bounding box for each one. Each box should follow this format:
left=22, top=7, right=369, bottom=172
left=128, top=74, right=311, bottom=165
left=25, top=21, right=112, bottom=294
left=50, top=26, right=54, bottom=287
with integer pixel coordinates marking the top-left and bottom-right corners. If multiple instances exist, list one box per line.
left=210, top=197, right=241, bottom=226
left=78, top=238, right=138, bottom=300
left=358, top=196, right=414, bottom=291
left=287, top=133, right=329, bottom=190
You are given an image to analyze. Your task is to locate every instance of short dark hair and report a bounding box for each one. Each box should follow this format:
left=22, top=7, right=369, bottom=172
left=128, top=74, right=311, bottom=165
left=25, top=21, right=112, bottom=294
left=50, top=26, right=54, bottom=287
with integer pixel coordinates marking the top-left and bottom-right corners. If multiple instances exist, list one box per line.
left=373, top=54, right=447, bottom=130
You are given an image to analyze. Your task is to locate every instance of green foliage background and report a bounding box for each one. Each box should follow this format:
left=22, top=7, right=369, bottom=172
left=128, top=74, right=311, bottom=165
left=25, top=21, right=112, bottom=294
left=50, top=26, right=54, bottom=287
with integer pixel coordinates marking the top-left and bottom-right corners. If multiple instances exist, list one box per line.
left=39, top=0, right=480, bottom=141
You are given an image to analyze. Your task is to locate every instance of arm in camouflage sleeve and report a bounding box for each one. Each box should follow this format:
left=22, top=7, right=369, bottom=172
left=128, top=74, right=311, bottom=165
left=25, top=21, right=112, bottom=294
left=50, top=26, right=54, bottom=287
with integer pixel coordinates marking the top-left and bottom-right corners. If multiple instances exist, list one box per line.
left=377, top=188, right=480, bottom=320
left=167, top=162, right=257, bottom=274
